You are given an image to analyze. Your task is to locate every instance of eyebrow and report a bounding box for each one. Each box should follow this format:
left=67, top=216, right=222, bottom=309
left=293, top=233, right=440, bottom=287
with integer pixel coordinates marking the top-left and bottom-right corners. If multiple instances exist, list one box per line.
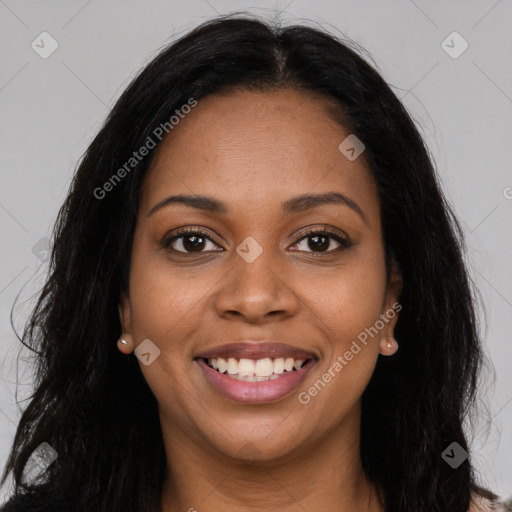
left=148, top=191, right=367, bottom=224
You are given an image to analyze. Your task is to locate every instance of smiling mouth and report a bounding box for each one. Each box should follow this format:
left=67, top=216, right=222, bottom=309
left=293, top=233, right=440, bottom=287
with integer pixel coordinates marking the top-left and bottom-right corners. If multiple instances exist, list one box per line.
left=201, top=356, right=311, bottom=382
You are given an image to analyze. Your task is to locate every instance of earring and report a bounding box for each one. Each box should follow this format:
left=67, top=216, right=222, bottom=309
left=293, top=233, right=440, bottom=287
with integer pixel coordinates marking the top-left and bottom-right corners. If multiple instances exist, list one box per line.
left=382, top=339, right=398, bottom=355
left=117, top=337, right=134, bottom=354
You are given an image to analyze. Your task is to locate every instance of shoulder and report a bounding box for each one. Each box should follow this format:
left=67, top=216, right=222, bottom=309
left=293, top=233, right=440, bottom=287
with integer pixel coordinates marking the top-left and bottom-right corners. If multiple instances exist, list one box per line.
left=469, top=493, right=509, bottom=512
left=1, top=490, right=71, bottom=512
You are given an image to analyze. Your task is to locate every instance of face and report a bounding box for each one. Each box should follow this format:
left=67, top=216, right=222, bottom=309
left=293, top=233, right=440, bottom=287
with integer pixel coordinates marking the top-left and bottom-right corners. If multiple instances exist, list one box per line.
left=119, top=88, right=401, bottom=463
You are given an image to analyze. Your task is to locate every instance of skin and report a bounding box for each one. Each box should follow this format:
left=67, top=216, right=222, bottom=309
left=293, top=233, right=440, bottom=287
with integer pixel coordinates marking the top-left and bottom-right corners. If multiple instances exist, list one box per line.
left=119, top=88, right=402, bottom=512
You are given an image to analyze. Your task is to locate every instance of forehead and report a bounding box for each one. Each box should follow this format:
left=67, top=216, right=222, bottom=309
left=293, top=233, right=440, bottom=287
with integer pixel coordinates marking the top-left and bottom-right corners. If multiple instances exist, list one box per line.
left=140, top=89, right=378, bottom=219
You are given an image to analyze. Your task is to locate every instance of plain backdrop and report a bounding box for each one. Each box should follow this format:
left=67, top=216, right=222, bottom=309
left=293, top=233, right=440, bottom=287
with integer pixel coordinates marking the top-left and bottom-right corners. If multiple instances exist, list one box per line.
left=0, top=0, right=511, bottom=504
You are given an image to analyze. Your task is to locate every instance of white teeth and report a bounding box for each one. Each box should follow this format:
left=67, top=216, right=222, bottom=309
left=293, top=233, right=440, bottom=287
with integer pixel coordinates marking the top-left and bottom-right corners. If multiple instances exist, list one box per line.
left=273, top=357, right=285, bottom=373
left=217, top=357, right=228, bottom=373
left=227, top=357, right=238, bottom=375
left=228, top=373, right=281, bottom=382
left=294, top=359, right=305, bottom=370
left=238, top=358, right=256, bottom=376
left=254, top=358, right=273, bottom=377
left=207, top=356, right=307, bottom=378
left=284, top=358, right=295, bottom=372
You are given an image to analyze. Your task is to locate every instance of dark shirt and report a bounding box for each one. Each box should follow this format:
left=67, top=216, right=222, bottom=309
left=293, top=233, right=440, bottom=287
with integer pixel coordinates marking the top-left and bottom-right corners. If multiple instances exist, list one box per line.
left=1, top=492, right=71, bottom=512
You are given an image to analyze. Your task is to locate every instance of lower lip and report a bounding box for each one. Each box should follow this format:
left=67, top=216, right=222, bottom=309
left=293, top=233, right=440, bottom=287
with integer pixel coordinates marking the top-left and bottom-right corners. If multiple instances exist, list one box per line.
left=196, top=358, right=316, bottom=404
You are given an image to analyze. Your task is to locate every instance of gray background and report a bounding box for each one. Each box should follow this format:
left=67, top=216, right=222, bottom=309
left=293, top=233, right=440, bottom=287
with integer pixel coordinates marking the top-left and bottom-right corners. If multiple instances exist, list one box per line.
left=0, top=0, right=511, bottom=503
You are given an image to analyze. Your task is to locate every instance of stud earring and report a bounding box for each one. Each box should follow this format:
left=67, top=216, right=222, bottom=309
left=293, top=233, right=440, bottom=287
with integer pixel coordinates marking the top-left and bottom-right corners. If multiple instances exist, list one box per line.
left=382, top=339, right=398, bottom=355
left=117, top=337, right=134, bottom=354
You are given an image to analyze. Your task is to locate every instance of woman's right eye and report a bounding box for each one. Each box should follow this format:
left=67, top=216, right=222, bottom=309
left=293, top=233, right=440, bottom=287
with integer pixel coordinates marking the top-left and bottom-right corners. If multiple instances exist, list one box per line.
left=164, top=230, right=223, bottom=254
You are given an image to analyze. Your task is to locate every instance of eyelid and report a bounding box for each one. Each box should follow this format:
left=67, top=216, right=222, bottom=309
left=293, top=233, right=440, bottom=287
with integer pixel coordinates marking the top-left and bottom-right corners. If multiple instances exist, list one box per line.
left=162, top=226, right=225, bottom=250
left=292, top=225, right=351, bottom=246
left=162, top=224, right=354, bottom=254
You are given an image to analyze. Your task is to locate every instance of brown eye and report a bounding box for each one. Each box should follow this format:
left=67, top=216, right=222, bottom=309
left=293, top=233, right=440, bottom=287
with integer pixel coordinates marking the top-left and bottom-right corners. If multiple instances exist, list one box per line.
left=289, top=229, right=353, bottom=253
left=164, top=230, right=223, bottom=253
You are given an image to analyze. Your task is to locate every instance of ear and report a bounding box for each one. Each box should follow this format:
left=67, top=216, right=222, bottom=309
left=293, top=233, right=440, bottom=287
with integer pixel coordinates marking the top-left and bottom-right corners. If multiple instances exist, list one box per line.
left=379, top=263, right=402, bottom=356
left=117, top=292, right=134, bottom=354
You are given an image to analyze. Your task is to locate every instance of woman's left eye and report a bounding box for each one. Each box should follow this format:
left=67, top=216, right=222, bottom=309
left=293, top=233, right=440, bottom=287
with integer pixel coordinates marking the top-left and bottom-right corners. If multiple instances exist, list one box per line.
left=289, top=230, right=353, bottom=253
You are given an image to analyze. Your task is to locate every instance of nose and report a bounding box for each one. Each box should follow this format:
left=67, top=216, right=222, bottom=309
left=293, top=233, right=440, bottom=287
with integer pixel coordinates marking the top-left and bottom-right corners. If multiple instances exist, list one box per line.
left=213, top=250, right=300, bottom=324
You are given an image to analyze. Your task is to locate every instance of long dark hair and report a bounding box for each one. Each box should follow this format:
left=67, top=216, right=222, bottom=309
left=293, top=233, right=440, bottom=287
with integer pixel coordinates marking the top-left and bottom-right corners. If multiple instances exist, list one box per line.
left=2, top=14, right=491, bottom=512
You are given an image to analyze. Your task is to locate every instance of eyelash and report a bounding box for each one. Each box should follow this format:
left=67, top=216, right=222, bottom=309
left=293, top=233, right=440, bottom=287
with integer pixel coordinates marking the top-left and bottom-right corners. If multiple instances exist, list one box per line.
left=162, top=226, right=354, bottom=256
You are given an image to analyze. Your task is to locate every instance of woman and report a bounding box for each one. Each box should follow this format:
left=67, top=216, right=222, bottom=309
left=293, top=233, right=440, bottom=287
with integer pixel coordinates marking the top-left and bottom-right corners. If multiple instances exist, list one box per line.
left=0, top=14, right=507, bottom=512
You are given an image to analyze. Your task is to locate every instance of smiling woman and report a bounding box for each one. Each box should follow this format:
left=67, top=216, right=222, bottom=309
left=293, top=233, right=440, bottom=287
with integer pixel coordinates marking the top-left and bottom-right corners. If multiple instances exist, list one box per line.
left=0, top=13, right=506, bottom=512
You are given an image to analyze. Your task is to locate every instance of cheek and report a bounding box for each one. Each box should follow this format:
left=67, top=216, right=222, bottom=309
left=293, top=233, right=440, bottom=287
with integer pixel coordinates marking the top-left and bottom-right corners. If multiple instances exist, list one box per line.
left=298, top=258, right=385, bottom=419
left=121, top=232, right=201, bottom=423
left=126, top=244, right=209, bottom=361
left=306, top=251, right=387, bottom=354
left=127, top=256, right=200, bottom=411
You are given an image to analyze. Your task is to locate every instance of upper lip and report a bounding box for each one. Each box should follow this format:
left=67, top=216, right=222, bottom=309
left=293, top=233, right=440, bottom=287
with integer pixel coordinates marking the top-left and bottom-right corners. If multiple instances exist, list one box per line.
left=195, top=341, right=317, bottom=361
